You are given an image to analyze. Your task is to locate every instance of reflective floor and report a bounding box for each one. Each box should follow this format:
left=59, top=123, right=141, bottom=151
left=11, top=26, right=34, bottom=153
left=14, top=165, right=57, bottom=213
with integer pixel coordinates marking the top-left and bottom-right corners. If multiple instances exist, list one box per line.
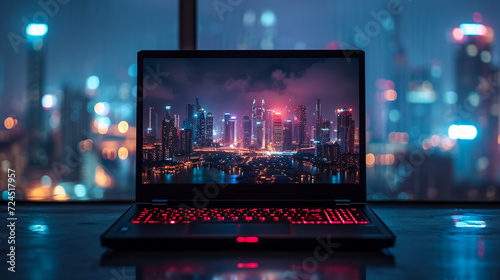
left=2, top=203, right=500, bottom=279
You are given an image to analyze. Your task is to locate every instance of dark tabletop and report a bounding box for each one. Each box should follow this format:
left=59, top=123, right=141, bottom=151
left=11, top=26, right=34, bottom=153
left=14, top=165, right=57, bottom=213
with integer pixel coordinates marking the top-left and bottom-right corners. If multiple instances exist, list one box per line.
left=1, top=202, right=499, bottom=280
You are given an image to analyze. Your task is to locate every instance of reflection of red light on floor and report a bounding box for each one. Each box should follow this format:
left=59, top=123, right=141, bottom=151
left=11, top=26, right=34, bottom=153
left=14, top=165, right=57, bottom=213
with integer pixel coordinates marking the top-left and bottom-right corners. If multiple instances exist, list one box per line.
left=236, top=236, right=259, bottom=243
left=237, top=262, right=259, bottom=268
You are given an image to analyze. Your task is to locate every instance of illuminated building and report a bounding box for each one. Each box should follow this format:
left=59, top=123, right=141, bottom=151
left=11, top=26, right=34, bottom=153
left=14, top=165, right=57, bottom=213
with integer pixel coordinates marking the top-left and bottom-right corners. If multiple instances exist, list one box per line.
left=272, top=112, right=283, bottom=150
left=146, top=106, right=155, bottom=144
left=180, top=129, right=193, bottom=155
left=265, top=108, right=274, bottom=148
left=321, top=119, right=331, bottom=144
left=283, top=120, right=293, bottom=151
left=324, top=142, right=341, bottom=163
left=173, top=114, right=180, bottom=130
left=184, top=103, right=194, bottom=132
left=243, top=115, right=251, bottom=148
left=195, top=98, right=205, bottom=147
left=224, top=113, right=231, bottom=146
left=337, top=108, right=355, bottom=154
left=315, top=99, right=323, bottom=141
left=162, top=106, right=176, bottom=160
left=294, top=104, right=307, bottom=149
left=252, top=98, right=265, bottom=142
left=255, top=121, right=265, bottom=149
left=229, top=116, right=237, bottom=145
left=206, top=112, right=213, bottom=147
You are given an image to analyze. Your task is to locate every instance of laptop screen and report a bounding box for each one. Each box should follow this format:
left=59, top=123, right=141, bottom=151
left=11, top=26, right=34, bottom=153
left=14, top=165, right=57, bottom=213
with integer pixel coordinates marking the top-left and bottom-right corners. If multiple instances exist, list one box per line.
left=141, top=55, right=361, bottom=187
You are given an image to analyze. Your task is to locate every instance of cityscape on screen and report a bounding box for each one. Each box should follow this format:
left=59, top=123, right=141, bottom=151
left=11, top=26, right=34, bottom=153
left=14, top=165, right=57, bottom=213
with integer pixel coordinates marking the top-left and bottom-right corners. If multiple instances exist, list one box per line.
left=142, top=58, right=360, bottom=185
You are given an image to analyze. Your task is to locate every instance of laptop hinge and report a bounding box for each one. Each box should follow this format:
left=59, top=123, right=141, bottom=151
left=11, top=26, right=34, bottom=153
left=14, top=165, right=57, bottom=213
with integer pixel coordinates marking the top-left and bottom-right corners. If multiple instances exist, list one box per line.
left=152, top=199, right=168, bottom=205
left=335, top=199, right=351, bottom=205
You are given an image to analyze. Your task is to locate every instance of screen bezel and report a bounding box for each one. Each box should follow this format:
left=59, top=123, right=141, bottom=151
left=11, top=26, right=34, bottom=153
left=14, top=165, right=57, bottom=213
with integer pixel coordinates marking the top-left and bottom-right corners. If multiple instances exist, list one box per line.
left=136, top=50, right=366, bottom=203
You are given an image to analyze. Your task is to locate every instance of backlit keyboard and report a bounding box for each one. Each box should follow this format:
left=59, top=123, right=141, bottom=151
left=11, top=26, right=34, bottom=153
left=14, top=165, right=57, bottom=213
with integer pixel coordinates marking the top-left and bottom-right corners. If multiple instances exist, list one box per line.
left=131, top=207, right=369, bottom=224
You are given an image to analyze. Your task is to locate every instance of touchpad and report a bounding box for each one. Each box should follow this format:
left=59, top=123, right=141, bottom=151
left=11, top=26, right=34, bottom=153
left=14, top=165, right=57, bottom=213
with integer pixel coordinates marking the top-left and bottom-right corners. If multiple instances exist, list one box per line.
left=239, top=224, right=292, bottom=236
left=188, top=224, right=238, bottom=235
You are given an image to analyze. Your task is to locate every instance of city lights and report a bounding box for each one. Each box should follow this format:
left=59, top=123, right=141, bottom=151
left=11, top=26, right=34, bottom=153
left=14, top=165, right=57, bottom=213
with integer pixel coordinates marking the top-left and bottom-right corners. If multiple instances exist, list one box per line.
left=4, top=117, right=15, bottom=129
left=366, top=153, right=375, bottom=168
left=452, top=27, right=464, bottom=41
left=74, top=184, right=87, bottom=198
left=53, top=185, right=69, bottom=201
left=26, top=23, right=48, bottom=37
left=118, top=121, right=129, bottom=133
left=260, top=10, right=276, bottom=27
left=448, top=125, right=477, bottom=140
left=406, top=90, right=436, bottom=104
left=86, top=75, right=100, bottom=90
left=118, top=147, right=128, bottom=160
left=94, top=102, right=110, bottom=115
left=384, top=89, right=397, bottom=101
left=41, top=94, right=57, bottom=110
left=459, top=23, right=487, bottom=36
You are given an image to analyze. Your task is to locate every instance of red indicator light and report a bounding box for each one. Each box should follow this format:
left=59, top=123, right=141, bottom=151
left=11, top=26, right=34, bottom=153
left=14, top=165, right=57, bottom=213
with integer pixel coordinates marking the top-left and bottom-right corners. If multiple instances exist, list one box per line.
left=236, top=236, right=259, bottom=243
left=237, top=262, right=259, bottom=268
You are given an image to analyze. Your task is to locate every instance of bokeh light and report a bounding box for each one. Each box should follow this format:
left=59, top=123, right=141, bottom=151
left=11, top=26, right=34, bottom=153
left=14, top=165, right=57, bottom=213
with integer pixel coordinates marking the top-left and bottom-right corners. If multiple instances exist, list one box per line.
left=4, top=117, right=15, bottom=129
left=41, top=94, right=57, bottom=110
left=118, top=147, right=129, bottom=160
left=86, top=75, right=100, bottom=90
left=118, top=121, right=129, bottom=133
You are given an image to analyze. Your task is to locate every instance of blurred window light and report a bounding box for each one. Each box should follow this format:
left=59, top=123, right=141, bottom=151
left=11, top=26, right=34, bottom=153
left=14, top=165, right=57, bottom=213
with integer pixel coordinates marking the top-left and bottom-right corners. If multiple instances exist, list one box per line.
left=26, top=23, right=48, bottom=37
left=4, top=117, right=15, bottom=129
left=473, top=12, right=482, bottom=23
left=444, top=91, right=458, bottom=104
left=467, top=91, right=480, bottom=107
left=128, top=64, right=137, bottom=77
left=480, top=51, right=491, bottom=63
left=448, top=125, right=477, bottom=140
left=118, top=121, right=129, bottom=133
left=74, top=184, right=87, bottom=198
left=452, top=27, right=464, bottom=41
left=94, top=102, right=110, bottom=116
left=459, top=23, right=487, bottom=36
left=41, top=94, right=57, bottom=110
left=406, top=90, right=436, bottom=103
left=431, top=65, right=442, bottom=78
left=86, top=76, right=100, bottom=90
left=260, top=10, right=276, bottom=27
left=466, top=44, right=478, bottom=57
left=384, top=89, right=397, bottom=101
left=118, top=147, right=129, bottom=160
left=243, top=10, right=257, bottom=26
left=389, top=109, right=400, bottom=122
left=53, top=185, right=69, bottom=201
left=41, top=175, right=52, bottom=187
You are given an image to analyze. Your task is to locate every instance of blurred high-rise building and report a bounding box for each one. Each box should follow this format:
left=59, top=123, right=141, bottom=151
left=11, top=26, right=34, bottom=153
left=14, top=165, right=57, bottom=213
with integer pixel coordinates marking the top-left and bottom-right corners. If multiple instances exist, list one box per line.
left=61, top=86, right=90, bottom=181
left=452, top=22, right=499, bottom=184
left=26, top=24, right=48, bottom=166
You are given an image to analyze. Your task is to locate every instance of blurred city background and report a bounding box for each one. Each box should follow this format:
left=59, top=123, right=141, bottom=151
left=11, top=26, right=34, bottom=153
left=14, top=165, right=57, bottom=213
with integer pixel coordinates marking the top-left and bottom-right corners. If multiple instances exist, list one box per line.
left=0, top=0, right=499, bottom=201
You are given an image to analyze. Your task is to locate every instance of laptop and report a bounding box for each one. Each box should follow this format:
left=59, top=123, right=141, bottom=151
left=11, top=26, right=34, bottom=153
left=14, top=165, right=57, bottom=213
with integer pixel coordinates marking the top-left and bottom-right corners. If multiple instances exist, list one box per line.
left=101, top=50, right=395, bottom=250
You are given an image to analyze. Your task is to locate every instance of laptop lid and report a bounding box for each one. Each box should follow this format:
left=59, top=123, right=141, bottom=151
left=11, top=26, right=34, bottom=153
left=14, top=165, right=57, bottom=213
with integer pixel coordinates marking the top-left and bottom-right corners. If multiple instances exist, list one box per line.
left=136, top=50, right=366, bottom=203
